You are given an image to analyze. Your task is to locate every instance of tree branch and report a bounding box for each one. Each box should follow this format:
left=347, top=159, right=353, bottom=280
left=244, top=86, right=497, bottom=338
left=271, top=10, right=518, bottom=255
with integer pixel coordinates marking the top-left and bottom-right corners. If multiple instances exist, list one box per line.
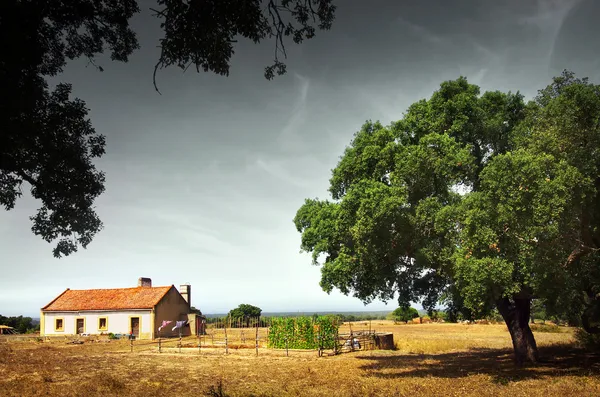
left=564, top=245, right=599, bottom=267
left=153, top=60, right=162, bottom=95
left=149, top=7, right=169, bottom=18
left=16, top=170, right=38, bottom=188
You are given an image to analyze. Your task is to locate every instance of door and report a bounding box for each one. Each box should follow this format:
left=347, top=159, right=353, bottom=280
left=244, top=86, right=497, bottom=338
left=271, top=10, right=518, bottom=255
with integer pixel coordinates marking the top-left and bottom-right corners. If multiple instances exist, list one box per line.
left=76, top=318, right=84, bottom=334
left=130, top=317, right=140, bottom=337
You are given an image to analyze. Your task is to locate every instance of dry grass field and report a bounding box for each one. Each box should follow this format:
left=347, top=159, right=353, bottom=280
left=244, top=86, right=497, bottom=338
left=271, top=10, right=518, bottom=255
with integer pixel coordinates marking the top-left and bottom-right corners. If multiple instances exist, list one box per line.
left=1, top=322, right=599, bottom=396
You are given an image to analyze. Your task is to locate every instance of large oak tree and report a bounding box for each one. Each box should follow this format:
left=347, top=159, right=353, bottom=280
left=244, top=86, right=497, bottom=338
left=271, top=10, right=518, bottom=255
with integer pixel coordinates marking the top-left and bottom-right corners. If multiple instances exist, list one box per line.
left=1, top=0, right=336, bottom=257
left=294, top=71, right=600, bottom=364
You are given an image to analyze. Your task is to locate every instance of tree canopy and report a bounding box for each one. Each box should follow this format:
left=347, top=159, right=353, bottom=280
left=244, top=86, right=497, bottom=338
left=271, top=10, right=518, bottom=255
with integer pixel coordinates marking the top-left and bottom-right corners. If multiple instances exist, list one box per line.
left=1, top=0, right=336, bottom=257
left=294, top=71, right=600, bottom=364
left=0, top=314, right=38, bottom=334
left=390, top=306, right=419, bottom=323
left=228, top=304, right=262, bottom=320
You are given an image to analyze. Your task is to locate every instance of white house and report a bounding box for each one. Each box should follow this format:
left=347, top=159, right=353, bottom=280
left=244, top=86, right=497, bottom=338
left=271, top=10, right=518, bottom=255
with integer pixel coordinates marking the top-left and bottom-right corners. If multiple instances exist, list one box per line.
left=40, top=278, right=200, bottom=339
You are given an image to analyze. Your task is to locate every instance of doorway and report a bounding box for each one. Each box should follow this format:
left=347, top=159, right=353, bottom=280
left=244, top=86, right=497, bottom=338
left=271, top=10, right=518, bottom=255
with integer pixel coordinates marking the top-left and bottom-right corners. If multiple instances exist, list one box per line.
left=130, top=317, right=140, bottom=337
left=76, top=318, right=84, bottom=334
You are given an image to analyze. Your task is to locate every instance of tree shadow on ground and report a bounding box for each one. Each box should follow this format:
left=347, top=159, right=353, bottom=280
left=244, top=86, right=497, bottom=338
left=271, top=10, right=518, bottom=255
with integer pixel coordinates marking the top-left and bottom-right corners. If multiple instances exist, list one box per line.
left=356, top=344, right=600, bottom=384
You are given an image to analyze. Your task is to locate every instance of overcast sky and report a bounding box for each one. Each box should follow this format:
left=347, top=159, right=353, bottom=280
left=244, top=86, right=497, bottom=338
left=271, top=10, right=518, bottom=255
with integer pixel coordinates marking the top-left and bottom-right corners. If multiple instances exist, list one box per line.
left=2, top=0, right=599, bottom=317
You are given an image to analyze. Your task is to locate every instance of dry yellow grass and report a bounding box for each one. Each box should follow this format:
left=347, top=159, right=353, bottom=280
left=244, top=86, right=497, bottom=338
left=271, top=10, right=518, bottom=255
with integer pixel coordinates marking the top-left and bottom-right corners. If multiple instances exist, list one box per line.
left=340, top=321, right=574, bottom=354
left=1, top=323, right=599, bottom=396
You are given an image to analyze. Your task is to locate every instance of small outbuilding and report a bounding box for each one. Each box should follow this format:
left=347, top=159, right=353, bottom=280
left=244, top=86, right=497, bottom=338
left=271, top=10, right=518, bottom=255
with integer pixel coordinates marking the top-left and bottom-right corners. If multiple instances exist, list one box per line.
left=0, top=325, right=16, bottom=335
left=40, top=277, right=202, bottom=340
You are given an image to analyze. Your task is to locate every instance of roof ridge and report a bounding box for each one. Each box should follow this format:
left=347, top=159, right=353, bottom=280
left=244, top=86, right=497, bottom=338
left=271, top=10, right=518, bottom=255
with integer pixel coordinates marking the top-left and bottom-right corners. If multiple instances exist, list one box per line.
left=65, top=285, right=171, bottom=292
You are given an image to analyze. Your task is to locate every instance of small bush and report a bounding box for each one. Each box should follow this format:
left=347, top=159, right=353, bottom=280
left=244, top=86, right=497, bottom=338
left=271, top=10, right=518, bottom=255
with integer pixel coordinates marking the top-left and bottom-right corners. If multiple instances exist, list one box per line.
left=574, top=328, right=600, bottom=351
left=108, top=333, right=118, bottom=340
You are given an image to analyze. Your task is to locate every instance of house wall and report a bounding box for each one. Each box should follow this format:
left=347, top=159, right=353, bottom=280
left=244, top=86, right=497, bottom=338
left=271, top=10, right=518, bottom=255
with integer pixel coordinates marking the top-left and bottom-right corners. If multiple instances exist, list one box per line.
left=42, top=310, right=152, bottom=339
left=154, top=287, right=191, bottom=338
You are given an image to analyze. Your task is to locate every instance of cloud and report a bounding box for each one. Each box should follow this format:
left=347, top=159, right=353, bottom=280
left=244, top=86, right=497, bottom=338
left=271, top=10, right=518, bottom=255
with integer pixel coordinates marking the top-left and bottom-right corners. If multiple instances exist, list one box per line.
left=395, top=16, right=443, bottom=45
left=517, top=0, right=580, bottom=64
left=253, top=157, right=312, bottom=189
left=276, top=73, right=311, bottom=152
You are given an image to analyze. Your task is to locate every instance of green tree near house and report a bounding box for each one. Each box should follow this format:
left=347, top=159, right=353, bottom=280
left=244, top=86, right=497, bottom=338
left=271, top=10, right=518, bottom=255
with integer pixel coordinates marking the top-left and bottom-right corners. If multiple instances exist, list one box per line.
left=228, top=304, right=262, bottom=327
left=294, top=71, right=600, bottom=364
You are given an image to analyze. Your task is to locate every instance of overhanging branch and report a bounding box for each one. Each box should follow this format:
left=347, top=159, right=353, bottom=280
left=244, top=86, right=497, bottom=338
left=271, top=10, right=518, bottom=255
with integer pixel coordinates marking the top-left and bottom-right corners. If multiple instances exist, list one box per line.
left=564, top=245, right=599, bottom=267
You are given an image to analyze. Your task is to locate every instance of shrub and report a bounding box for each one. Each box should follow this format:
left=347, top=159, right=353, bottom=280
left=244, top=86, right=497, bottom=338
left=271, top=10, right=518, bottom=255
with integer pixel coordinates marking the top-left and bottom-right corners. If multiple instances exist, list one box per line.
left=574, top=328, right=600, bottom=351
left=389, top=307, right=419, bottom=323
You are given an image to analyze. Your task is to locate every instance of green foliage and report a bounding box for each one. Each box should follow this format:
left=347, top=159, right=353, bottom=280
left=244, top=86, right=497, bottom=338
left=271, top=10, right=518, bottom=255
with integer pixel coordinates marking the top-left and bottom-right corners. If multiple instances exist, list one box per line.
left=294, top=71, right=600, bottom=360
left=390, top=307, right=419, bottom=323
left=267, top=316, right=340, bottom=350
left=428, top=310, right=448, bottom=322
left=530, top=299, right=547, bottom=322
left=0, top=315, right=38, bottom=334
left=455, top=148, right=586, bottom=316
left=294, top=79, right=526, bottom=312
left=335, top=313, right=385, bottom=322
left=228, top=304, right=262, bottom=319
left=228, top=304, right=262, bottom=327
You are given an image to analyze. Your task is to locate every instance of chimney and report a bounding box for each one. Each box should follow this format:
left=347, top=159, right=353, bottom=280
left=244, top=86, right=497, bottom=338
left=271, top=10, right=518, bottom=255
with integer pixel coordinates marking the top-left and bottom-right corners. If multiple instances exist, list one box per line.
left=138, top=277, right=152, bottom=287
left=180, top=284, right=191, bottom=308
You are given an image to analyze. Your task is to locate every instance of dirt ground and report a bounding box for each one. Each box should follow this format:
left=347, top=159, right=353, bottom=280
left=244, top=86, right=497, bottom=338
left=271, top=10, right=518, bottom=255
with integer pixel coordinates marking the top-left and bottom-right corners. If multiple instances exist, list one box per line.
left=1, top=322, right=599, bottom=396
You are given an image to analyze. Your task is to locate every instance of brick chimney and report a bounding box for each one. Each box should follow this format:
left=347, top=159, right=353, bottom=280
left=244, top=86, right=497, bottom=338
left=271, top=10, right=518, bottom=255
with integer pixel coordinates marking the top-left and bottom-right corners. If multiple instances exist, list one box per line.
left=138, top=277, right=152, bottom=287
left=179, top=284, right=191, bottom=308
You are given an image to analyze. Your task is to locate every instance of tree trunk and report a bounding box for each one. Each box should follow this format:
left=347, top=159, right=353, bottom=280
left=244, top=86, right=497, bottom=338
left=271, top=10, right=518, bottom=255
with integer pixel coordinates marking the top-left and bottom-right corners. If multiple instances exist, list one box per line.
left=582, top=305, right=600, bottom=334
left=496, top=297, right=539, bottom=365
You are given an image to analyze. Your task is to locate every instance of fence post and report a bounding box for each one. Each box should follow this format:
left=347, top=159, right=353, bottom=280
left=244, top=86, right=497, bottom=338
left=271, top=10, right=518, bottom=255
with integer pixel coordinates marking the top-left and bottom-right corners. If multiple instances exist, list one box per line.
left=224, top=319, right=229, bottom=355
left=317, top=332, right=321, bottom=357
left=334, top=325, right=339, bottom=355
left=130, top=337, right=133, bottom=353
left=285, top=336, right=289, bottom=357
left=178, top=330, right=182, bottom=354
left=350, top=322, right=354, bottom=352
left=158, top=337, right=161, bottom=353
left=255, top=321, right=259, bottom=356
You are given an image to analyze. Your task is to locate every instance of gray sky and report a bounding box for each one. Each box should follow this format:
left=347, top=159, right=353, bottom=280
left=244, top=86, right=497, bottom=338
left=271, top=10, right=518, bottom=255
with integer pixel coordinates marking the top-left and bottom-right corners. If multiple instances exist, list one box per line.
left=2, top=0, right=598, bottom=317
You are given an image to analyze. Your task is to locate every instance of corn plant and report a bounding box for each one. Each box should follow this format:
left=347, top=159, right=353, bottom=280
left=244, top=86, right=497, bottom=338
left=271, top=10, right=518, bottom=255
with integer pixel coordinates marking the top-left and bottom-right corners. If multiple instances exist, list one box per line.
left=267, top=316, right=340, bottom=350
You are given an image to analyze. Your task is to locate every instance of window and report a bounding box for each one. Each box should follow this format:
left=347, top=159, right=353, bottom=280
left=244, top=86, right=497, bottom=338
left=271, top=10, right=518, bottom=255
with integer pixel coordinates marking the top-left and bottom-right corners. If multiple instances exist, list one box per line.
left=98, top=317, right=108, bottom=331
left=55, top=318, right=64, bottom=332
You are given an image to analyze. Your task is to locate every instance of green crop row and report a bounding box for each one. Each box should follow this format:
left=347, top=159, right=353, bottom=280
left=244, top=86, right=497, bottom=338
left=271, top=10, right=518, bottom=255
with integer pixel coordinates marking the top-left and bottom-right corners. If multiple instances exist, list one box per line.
left=267, top=316, right=340, bottom=350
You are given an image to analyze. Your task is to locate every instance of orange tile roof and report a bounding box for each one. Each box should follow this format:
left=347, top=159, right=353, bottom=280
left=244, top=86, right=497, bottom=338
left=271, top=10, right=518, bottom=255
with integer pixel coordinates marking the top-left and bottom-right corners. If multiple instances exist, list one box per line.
left=42, top=286, right=173, bottom=311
